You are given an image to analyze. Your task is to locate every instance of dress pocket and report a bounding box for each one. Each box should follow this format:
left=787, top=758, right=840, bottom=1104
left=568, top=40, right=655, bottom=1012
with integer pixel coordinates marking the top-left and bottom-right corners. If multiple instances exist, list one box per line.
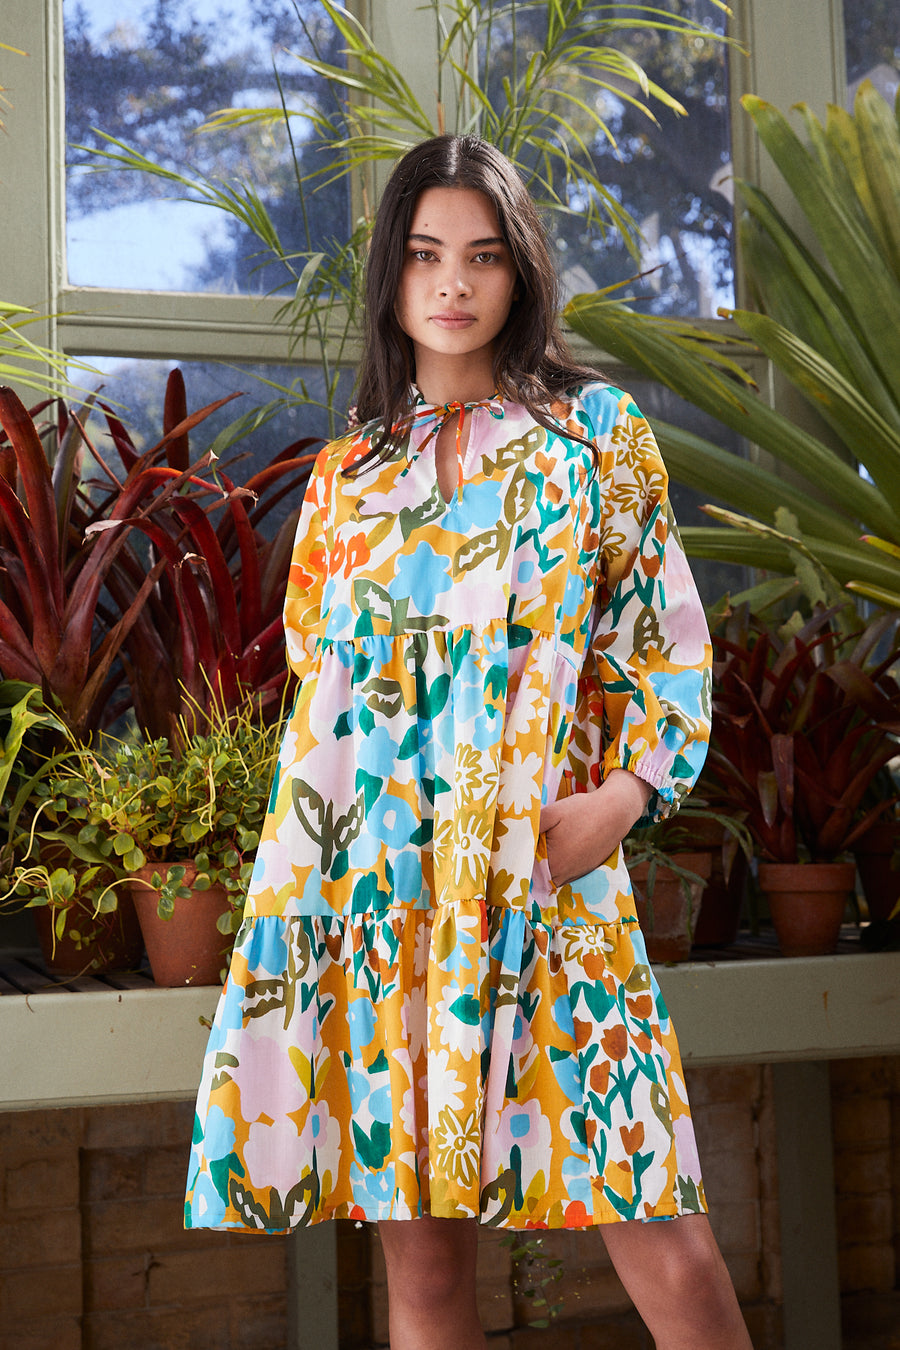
left=533, top=829, right=559, bottom=899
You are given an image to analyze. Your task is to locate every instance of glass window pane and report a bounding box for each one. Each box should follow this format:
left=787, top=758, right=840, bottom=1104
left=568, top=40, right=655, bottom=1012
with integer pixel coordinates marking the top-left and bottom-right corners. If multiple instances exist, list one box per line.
left=64, top=0, right=350, bottom=293
left=482, top=1, right=734, bottom=317
left=844, top=0, right=900, bottom=106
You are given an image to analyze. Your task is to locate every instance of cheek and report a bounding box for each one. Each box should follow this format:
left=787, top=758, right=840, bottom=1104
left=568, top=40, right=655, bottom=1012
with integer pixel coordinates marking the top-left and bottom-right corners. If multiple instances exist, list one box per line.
left=394, top=273, right=417, bottom=336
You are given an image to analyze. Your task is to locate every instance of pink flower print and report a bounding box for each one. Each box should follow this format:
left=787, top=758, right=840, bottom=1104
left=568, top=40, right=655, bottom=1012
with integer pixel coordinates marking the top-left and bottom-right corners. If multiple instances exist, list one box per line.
left=244, top=1117, right=302, bottom=1194
left=231, top=1032, right=307, bottom=1125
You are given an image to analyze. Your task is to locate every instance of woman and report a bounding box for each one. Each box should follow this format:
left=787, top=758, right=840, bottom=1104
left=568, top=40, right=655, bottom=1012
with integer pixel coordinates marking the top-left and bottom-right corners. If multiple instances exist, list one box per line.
left=186, top=134, right=750, bottom=1350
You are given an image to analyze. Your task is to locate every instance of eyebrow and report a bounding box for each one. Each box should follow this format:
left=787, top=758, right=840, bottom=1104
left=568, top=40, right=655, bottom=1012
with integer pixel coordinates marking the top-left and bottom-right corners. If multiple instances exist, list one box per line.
left=407, top=233, right=507, bottom=247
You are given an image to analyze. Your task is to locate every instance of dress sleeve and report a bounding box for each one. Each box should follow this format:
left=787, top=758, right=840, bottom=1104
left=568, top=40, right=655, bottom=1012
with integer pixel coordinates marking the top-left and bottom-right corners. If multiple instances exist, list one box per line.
left=572, top=389, right=712, bottom=825
left=283, top=447, right=330, bottom=682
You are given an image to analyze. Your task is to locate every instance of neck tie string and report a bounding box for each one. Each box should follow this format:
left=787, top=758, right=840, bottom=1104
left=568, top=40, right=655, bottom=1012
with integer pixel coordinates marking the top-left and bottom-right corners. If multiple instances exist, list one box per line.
left=406, top=393, right=504, bottom=502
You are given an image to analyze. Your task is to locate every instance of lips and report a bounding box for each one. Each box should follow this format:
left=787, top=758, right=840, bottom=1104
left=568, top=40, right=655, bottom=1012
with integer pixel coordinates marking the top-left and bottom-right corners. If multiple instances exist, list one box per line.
left=430, top=312, right=476, bottom=328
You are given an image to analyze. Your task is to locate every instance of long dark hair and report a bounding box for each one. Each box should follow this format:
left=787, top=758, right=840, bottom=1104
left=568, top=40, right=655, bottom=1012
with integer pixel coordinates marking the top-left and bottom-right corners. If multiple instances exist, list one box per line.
left=352, top=134, right=600, bottom=463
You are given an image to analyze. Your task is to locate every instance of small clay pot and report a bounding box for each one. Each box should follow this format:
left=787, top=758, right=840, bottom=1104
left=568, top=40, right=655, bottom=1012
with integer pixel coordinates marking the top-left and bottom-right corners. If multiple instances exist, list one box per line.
left=34, top=893, right=144, bottom=976
left=129, top=862, right=233, bottom=987
left=630, top=851, right=712, bottom=962
left=757, top=860, right=856, bottom=957
left=852, top=821, right=900, bottom=922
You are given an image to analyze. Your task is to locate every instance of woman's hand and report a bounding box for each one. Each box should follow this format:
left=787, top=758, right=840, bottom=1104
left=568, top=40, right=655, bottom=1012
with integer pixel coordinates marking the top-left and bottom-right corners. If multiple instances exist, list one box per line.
left=538, top=769, right=653, bottom=886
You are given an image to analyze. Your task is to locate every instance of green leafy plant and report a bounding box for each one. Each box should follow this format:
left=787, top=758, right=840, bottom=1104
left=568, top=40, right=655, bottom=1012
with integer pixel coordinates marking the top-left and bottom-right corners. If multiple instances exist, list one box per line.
left=564, top=83, right=900, bottom=609
left=27, top=692, right=285, bottom=927
left=0, top=858, right=125, bottom=962
left=0, top=678, right=70, bottom=882
left=504, top=1231, right=564, bottom=1328
left=626, top=798, right=752, bottom=894
left=0, top=380, right=240, bottom=738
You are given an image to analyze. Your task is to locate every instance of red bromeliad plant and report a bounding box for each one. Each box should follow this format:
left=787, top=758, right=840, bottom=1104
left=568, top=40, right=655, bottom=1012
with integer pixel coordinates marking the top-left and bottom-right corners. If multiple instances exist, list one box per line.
left=706, top=605, right=900, bottom=863
left=0, top=370, right=318, bottom=742
left=91, top=372, right=318, bottom=737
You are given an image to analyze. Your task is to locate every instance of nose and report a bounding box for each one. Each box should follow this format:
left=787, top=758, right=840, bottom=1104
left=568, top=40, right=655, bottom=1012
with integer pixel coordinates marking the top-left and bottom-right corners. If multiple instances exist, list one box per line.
left=438, top=260, right=471, bottom=298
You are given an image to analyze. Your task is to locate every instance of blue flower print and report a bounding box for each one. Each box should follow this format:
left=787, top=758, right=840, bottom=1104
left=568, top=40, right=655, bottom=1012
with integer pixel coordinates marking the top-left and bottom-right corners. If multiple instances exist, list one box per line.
left=650, top=669, right=705, bottom=722
left=369, top=792, right=418, bottom=848
left=350, top=1161, right=396, bottom=1210
left=244, top=916, right=289, bottom=977
left=357, top=724, right=400, bottom=778
left=561, top=1156, right=592, bottom=1203
left=202, top=1105, right=236, bottom=1162
left=349, top=830, right=382, bottom=869
left=187, top=1170, right=227, bottom=1228
left=348, top=997, right=377, bottom=1059
left=393, top=850, right=423, bottom=903
left=391, top=542, right=453, bottom=614
left=443, top=480, right=502, bottom=533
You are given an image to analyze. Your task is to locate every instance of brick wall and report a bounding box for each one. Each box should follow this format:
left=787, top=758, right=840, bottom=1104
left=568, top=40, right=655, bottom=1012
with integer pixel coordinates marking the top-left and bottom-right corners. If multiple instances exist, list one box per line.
left=1, top=1058, right=898, bottom=1350
left=0, top=1102, right=290, bottom=1350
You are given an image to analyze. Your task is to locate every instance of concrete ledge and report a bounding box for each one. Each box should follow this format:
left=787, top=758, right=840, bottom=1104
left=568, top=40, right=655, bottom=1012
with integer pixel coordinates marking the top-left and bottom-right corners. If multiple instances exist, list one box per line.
left=2, top=949, right=899, bottom=1109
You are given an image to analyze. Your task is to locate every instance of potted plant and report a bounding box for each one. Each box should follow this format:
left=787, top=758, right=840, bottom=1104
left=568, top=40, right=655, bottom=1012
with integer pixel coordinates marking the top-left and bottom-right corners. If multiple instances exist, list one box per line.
left=625, top=800, right=752, bottom=962
left=28, top=692, right=284, bottom=985
left=705, top=604, right=900, bottom=956
left=1, top=856, right=143, bottom=976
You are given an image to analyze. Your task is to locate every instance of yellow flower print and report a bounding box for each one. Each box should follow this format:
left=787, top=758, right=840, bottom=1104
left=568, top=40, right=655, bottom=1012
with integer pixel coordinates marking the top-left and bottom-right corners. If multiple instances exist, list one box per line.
left=610, top=414, right=658, bottom=468
left=433, top=809, right=494, bottom=891
left=433, top=1106, right=482, bottom=1188
left=560, top=928, right=616, bottom=964
left=453, top=743, right=499, bottom=809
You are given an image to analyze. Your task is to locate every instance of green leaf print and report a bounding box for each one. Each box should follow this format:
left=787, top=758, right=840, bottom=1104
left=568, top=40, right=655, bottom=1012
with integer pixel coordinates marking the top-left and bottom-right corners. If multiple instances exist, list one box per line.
left=291, top=780, right=365, bottom=872
left=480, top=1167, right=518, bottom=1226
left=353, top=648, right=375, bottom=683
left=484, top=663, right=506, bottom=703
left=678, top=1176, right=704, bottom=1214
left=397, top=488, right=446, bottom=538
left=352, top=577, right=396, bottom=624
left=502, top=472, right=537, bottom=525
left=650, top=1083, right=675, bottom=1139
left=449, top=993, right=481, bottom=1025
left=362, top=676, right=404, bottom=717
left=455, top=529, right=508, bottom=572
left=449, top=626, right=472, bottom=670
left=356, top=768, right=383, bottom=811
left=352, top=1119, right=392, bottom=1170
left=417, top=672, right=451, bottom=719
left=398, top=726, right=418, bottom=759
left=578, top=979, right=617, bottom=1023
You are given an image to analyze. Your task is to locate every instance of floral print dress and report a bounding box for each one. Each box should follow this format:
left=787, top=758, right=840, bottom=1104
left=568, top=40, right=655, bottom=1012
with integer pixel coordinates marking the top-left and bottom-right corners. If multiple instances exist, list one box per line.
left=185, top=382, right=712, bottom=1233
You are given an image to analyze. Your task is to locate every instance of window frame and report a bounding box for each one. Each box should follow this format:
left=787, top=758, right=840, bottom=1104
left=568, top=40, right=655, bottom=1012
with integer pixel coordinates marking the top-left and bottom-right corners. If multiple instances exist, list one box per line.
left=0, top=0, right=850, bottom=375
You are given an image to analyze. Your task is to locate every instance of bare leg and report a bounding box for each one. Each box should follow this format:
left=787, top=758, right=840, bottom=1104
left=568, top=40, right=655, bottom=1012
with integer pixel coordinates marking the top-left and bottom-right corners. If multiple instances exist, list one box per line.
left=379, top=1215, right=487, bottom=1350
left=601, top=1213, right=752, bottom=1350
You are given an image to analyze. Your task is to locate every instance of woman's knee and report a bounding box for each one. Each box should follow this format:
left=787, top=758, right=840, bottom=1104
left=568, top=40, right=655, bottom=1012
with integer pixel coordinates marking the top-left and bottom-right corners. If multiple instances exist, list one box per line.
left=379, top=1216, right=479, bottom=1309
left=603, top=1214, right=734, bottom=1300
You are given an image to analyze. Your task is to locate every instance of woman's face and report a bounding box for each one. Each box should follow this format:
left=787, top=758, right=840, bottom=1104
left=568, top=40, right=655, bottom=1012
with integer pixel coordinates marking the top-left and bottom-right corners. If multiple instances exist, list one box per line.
left=394, top=186, right=518, bottom=384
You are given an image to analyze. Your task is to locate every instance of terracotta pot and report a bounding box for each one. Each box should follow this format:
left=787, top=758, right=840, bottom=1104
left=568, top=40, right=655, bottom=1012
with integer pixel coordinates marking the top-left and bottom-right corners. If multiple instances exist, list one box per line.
left=757, top=860, right=856, bottom=957
left=691, top=848, right=749, bottom=948
left=852, top=821, right=900, bottom=922
left=630, top=851, right=712, bottom=962
left=34, top=894, right=144, bottom=976
left=129, top=862, right=233, bottom=987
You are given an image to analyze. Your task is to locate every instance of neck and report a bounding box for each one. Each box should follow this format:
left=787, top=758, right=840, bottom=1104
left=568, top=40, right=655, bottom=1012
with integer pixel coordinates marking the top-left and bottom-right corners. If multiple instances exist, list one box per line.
left=412, top=348, right=497, bottom=407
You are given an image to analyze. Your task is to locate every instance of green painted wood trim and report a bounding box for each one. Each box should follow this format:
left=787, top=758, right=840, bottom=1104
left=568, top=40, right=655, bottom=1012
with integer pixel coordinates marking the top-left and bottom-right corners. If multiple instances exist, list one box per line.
left=772, top=1061, right=842, bottom=1350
